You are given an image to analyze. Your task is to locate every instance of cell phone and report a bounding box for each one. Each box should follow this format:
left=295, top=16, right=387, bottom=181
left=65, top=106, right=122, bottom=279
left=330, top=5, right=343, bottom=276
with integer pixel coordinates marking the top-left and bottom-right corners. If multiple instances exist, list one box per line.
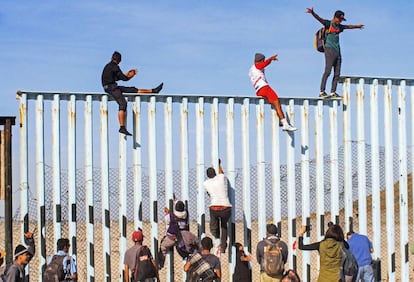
left=305, top=225, right=312, bottom=232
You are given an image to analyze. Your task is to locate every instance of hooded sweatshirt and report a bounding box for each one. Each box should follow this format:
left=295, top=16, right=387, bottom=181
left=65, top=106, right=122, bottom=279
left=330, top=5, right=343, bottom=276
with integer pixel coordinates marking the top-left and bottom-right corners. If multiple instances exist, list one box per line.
left=166, top=208, right=189, bottom=236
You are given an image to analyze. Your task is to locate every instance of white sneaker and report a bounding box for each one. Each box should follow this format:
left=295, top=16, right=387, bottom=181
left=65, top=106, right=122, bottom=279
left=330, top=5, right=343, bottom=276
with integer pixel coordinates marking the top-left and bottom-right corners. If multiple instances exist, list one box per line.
left=282, top=123, right=297, bottom=132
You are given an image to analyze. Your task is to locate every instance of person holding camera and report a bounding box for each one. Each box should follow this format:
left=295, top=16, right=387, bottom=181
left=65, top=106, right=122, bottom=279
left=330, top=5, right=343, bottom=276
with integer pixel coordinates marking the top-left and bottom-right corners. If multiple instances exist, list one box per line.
left=297, top=224, right=345, bottom=282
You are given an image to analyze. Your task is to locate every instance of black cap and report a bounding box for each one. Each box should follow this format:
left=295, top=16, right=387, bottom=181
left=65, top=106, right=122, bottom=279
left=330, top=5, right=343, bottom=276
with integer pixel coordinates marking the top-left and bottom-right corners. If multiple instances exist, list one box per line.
left=112, top=51, right=122, bottom=63
left=266, top=223, right=278, bottom=235
left=334, top=10, right=346, bottom=21
left=14, top=245, right=29, bottom=258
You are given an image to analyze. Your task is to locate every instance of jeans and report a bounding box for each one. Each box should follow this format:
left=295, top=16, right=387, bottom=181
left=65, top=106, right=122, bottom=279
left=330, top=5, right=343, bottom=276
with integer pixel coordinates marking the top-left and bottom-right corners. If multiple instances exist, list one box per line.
left=356, top=264, right=375, bottom=282
left=320, top=47, right=342, bottom=93
left=209, top=207, right=231, bottom=252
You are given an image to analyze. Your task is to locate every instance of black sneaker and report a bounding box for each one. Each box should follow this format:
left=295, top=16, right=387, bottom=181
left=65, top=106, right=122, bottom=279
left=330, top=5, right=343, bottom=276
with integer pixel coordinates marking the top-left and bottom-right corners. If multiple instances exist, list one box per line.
left=152, top=82, right=164, bottom=93
left=119, top=127, right=132, bottom=136
left=319, top=92, right=329, bottom=99
left=329, top=92, right=343, bottom=98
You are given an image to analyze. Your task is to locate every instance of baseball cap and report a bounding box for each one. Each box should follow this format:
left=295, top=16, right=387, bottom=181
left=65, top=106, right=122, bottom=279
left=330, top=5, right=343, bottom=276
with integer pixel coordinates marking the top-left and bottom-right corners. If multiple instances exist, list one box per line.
left=132, top=230, right=144, bottom=242
left=255, top=53, right=265, bottom=62
left=14, top=245, right=29, bottom=258
left=334, top=10, right=346, bottom=21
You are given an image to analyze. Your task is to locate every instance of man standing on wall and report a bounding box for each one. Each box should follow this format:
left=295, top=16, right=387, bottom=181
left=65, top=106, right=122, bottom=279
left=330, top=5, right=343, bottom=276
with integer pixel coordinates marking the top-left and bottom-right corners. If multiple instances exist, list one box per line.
left=306, top=8, right=364, bottom=98
left=203, top=159, right=232, bottom=257
left=101, top=51, right=163, bottom=136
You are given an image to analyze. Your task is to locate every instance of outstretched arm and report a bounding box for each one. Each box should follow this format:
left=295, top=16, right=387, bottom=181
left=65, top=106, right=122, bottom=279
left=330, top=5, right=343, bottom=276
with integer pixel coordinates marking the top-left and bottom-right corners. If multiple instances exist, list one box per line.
left=306, top=7, right=325, bottom=25
left=344, top=24, right=364, bottom=30
left=218, top=159, right=224, bottom=174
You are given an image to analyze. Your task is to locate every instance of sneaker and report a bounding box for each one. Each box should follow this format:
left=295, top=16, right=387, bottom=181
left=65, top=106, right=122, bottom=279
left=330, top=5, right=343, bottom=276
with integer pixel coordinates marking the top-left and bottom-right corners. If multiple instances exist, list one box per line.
left=282, top=123, right=297, bottom=132
left=119, top=127, right=132, bottom=136
left=319, top=92, right=329, bottom=99
left=214, top=245, right=221, bottom=257
left=329, top=92, right=343, bottom=98
left=152, top=82, right=164, bottom=93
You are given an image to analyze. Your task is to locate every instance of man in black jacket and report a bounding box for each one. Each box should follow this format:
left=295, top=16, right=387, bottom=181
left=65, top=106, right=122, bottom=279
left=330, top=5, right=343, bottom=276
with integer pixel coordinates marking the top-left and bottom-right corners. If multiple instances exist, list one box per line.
left=101, top=51, right=163, bottom=136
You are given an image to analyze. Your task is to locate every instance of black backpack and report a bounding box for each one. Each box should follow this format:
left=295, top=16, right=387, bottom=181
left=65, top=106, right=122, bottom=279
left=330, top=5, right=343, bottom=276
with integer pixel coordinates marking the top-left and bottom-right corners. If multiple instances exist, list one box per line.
left=0, top=264, right=10, bottom=281
left=132, top=246, right=157, bottom=282
left=43, top=255, right=71, bottom=282
left=314, top=27, right=326, bottom=52
left=340, top=243, right=359, bottom=282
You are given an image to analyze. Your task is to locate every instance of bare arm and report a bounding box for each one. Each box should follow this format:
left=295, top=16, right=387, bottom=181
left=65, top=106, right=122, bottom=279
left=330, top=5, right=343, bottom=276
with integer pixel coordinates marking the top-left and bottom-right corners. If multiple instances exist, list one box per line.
left=218, top=159, right=224, bottom=174
left=183, top=260, right=191, bottom=272
left=306, top=7, right=325, bottom=25
left=215, top=268, right=222, bottom=278
left=344, top=24, right=364, bottom=30
left=240, top=253, right=252, bottom=262
left=124, top=265, right=129, bottom=282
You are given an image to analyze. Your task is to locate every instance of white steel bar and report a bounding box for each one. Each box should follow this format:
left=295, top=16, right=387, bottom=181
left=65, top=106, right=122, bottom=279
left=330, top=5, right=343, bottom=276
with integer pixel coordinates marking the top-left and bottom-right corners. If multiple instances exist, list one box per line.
left=286, top=99, right=296, bottom=268
left=19, top=93, right=29, bottom=234
left=356, top=79, right=367, bottom=234
left=164, top=97, right=174, bottom=202
left=164, top=96, right=174, bottom=282
left=119, top=116, right=128, bottom=282
left=100, top=95, right=111, bottom=282
left=148, top=96, right=158, bottom=256
left=300, top=100, right=311, bottom=281
left=84, top=95, right=95, bottom=281
left=211, top=97, right=219, bottom=168
left=412, top=84, right=414, bottom=251
left=180, top=97, right=189, bottom=202
left=180, top=97, right=189, bottom=282
left=384, top=80, right=395, bottom=280
left=35, top=95, right=46, bottom=281
left=196, top=97, right=205, bottom=238
left=370, top=80, right=381, bottom=258
left=133, top=96, right=143, bottom=229
left=256, top=99, right=266, bottom=240
left=18, top=94, right=29, bottom=278
left=398, top=80, right=409, bottom=280
left=314, top=100, right=324, bottom=240
left=67, top=95, right=77, bottom=259
left=51, top=94, right=62, bottom=243
left=329, top=99, right=339, bottom=223
left=271, top=102, right=281, bottom=229
left=342, top=78, right=353, bottom=231
left=241, top=98, right=252, bottom=253
left=226, top=98, right=235, bottom=278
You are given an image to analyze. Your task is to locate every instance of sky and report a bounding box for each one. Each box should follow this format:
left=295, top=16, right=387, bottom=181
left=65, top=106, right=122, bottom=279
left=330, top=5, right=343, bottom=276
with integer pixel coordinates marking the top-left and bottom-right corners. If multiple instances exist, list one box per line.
left=1, top=0, right=413, bottom=107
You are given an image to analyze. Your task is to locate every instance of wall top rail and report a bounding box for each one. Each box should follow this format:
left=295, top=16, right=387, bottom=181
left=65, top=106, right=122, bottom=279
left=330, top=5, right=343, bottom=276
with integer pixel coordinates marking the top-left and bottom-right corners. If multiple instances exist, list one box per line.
left=16, top=90, right=339, bottom=106
left=340, top=75, right=414, bottom=85
left=0, top=117, right=15, bottom=126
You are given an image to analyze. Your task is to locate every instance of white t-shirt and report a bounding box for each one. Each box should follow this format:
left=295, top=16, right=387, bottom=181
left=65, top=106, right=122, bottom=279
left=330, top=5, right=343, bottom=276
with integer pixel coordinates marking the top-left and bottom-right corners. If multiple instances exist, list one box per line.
left=203, top=174, right=232, bottom=207
left=248, top=64, right=268, bottom=92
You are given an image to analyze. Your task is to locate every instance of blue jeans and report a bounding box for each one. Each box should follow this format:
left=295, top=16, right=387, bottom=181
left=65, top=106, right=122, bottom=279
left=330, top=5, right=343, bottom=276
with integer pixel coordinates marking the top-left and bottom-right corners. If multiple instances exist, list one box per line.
left=356, top=264, right=375, bottom=282
left=320, top=47, right=342, bottom=93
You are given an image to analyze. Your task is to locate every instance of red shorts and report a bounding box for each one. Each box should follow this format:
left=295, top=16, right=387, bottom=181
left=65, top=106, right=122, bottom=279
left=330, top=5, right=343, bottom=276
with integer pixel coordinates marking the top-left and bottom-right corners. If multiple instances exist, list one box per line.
left=256, top=85, right=278, bottom=103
